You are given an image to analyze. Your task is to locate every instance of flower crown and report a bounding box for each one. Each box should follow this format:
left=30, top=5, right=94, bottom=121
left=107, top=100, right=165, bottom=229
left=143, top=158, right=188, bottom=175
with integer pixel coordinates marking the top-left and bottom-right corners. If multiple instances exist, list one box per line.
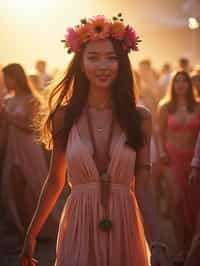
left=62, top=14, right=141, bottom=54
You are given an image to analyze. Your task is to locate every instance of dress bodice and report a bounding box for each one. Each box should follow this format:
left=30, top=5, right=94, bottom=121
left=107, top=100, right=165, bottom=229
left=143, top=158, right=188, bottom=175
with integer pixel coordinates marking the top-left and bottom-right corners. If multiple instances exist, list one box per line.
left=167, top=111, right=200, bottom=133
left=66, top=108, right=136, bottom=188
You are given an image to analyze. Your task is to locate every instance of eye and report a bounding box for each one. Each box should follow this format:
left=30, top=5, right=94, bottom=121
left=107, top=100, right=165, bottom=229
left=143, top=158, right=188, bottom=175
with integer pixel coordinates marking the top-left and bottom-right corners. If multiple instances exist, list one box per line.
left=87, top=56, right=98, bottom=61
left=108, top=55, right=118, bottom=60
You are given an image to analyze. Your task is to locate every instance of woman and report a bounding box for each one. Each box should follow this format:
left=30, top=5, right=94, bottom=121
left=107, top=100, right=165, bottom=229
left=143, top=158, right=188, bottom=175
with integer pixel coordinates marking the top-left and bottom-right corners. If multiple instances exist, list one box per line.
left=184, top=130, right=200, bottom=266
left=157, top=70, right=200, bottom=263
left=21, top=15, right=170, bottom=266
left=0, top=63, right=58, bottom=240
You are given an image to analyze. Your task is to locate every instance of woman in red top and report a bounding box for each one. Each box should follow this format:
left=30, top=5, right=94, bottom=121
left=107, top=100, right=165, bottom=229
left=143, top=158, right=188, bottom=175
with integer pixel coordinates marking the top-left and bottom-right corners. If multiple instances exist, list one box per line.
left=157, top=70, right=200, bottom=263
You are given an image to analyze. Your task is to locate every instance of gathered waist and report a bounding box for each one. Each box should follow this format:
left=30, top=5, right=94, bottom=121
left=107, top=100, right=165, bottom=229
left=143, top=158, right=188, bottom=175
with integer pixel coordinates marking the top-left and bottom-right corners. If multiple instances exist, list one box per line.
left=71, top=182, right=131, bottom=194
left=166, top=141, right=194, bottom=155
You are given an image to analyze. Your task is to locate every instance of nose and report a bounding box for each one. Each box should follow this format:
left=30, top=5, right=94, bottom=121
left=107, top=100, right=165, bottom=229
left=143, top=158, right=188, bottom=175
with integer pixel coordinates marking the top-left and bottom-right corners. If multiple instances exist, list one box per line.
left=97, top=59, right=110, bottom=70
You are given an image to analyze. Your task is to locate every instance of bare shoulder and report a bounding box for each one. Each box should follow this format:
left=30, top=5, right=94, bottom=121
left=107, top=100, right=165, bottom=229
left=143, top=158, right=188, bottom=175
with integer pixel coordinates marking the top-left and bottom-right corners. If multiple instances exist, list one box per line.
left=136, top=105, right=152, bottom=139
left=52, top=106, right=66, bottom=121
left=157, top=101, right=168, bottom=113
left=136, top=105, right=152, bottom=121
left=195, top=102, right=200, bottom=111
left=52, top=106, right=67, bottom=132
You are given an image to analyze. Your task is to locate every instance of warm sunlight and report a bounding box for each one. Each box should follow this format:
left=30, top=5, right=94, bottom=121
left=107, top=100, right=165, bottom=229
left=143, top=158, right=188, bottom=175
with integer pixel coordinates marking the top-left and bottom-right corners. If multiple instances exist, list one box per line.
left=6, top=0, right=53, bottom=9
left=1, top=0, right=199, bottom=71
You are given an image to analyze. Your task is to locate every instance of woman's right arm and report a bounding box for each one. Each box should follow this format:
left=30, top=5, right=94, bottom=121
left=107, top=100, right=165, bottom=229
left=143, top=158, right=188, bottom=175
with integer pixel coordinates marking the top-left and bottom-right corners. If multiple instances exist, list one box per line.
left=21, top=110, right=67, bottom=265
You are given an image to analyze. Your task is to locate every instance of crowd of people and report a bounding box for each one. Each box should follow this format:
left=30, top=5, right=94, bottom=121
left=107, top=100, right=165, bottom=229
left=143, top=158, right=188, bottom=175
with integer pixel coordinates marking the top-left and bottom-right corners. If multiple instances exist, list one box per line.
left=0, top=32, right=200, bottom=266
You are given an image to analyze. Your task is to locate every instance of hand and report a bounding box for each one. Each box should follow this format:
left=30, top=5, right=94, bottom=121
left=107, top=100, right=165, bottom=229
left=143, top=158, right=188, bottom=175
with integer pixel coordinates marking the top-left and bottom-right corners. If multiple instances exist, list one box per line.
left=188, top=167, right=200, bottom=185
left=20, top=236, right=38, bottom=266
left=159, top=153, right=169, bottom=165
left=151, top=247, right=172, bottom=266
left=0, top=101, right=5, bottom=114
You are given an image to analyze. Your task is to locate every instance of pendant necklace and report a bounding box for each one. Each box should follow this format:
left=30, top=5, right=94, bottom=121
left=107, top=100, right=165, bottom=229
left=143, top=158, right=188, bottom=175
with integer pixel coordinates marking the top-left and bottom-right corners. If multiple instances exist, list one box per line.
left=86, top=105, right=114, bottom=232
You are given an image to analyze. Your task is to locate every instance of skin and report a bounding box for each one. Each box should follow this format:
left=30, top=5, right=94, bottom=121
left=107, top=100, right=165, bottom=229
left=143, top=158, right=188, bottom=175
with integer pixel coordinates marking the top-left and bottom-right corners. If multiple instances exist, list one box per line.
left=159, top=74, right=200, bottom=151
left=1, top=74, right=34, bottom=132
left=158, top=73, right=200, bottom=258
left=82, top=39, right=119, bottom=109
left=192, top=75, right=200, bottom=97
left=21, top=39, right=170, bottom=266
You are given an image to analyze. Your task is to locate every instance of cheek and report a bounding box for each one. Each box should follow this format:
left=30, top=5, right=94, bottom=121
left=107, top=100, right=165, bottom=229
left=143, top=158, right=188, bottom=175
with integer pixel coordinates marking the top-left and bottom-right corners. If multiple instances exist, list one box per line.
left=83, top=61, right=96, bottom=79
left=111, top=62, right=119, bottom=78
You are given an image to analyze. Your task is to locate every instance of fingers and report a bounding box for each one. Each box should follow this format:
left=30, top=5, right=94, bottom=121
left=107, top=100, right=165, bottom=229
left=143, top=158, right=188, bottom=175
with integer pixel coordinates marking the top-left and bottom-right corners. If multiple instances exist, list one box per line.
left=21, top=256, right=38, bottom=266
left=189, top=175, right=199, bottom=185
left=32, top=258, right=38, bottom=265
left=188, top=175, right=194, bottom=185
left=21, top=256, right=30, bottom=266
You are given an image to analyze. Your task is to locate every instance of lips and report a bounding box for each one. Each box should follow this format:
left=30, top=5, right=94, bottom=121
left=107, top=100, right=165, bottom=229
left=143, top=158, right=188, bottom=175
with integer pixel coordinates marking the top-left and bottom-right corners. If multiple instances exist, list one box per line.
left=96, top=74, right=110, bottom=81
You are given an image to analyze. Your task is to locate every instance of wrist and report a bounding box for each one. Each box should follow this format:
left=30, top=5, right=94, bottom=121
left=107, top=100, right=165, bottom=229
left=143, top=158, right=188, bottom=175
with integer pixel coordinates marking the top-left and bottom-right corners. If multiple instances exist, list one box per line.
left=25, top=230, right=37, bottom=242
left=150, top=241, right=168, bottom=255
left=159, top=151, right=167, bottom=158
left=191, top=166, right=200, bottom=171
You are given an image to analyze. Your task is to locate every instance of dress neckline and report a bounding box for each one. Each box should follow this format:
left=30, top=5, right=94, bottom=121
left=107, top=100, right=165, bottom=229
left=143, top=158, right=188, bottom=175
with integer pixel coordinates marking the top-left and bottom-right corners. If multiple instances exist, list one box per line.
left=74, top=123, right=124, bottom=179
left=84, top=106, right=113, bottom=113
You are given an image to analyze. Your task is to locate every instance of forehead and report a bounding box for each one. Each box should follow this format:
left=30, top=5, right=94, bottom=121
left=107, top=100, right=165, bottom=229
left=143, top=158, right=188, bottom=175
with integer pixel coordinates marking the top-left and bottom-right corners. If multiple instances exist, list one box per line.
left=84, top=39, right=115, bottom=54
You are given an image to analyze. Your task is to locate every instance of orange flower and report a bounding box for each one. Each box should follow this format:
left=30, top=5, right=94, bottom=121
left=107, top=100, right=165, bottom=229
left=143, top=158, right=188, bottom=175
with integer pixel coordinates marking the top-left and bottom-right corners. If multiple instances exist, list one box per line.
left=111, top=21, right=125, bottom=40
left=76, top=24, right=91, bottom=43
left=87, top=15, right=111, bottom=40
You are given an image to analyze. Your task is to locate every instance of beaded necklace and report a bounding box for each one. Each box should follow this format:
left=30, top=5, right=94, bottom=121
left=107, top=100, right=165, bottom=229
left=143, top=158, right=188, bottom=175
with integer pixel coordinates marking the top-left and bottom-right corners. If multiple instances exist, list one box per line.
left=86, top=106, right=114, bottom=232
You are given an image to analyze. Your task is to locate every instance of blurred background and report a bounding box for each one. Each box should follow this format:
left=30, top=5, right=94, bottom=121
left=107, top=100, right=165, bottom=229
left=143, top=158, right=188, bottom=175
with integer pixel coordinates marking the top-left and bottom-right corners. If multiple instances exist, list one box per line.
left=1, top=0, right=200, bottom=72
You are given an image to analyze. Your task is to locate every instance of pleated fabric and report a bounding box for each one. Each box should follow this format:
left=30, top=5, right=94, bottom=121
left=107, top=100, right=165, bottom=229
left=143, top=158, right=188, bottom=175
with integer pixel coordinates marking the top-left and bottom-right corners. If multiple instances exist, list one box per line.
left=55, top=110, right=150, bottom=266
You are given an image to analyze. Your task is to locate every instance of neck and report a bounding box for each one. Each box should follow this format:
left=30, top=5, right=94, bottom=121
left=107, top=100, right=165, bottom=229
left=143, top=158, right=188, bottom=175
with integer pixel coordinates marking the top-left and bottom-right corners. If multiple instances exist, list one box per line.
left=88, top=86, right=112, bottom=110
left=15, top=89, right=28, bottom=97
left=176, top=96, right=187, bottom=107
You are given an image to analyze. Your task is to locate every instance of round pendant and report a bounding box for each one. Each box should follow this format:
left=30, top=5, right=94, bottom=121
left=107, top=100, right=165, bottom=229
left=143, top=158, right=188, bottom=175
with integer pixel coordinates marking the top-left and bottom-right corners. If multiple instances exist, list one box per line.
left=99, top=218, right=112, bottom=232
left=101, top=172, right=110, bottom=183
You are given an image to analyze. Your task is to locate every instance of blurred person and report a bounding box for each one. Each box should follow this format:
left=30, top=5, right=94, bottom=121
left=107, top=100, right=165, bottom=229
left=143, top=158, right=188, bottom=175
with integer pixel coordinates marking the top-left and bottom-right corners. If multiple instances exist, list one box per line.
left=29, top=74, right=42, bottom=92
left=21, top=15, right=170, bottom=266
left=138, top=59, right=159, bottom=103
left=184, top=130, right=200, bottom=266
left=136, top=68, right=161, bottom=215
left=0, top=64, right=8, bottom=100
left=35, top=60, right=52, bottom=89
left=157, top=70, right=200, bottom=264
left=0, top=65, right=7, bottom=190
left=178, top=58, right=191, bottom=73
left=158, top=63, right=172, bottom=101
left=0, top=63, right=58, bottom=241
left=191, top=66, right=200, bottom=98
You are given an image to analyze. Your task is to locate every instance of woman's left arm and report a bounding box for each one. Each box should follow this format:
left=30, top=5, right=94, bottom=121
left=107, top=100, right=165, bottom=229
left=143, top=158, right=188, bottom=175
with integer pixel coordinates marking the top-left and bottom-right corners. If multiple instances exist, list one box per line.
left=135, top=106, right=171, bottom=266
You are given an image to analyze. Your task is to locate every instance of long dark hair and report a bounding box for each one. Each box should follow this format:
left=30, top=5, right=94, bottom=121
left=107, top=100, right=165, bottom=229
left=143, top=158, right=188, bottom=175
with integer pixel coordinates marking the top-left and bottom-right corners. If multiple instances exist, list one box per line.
left=2, top=63, right=42, bottom=102
left=40, top=39, right=145, bottom=150
left=160, top=69, right=196, bottom=113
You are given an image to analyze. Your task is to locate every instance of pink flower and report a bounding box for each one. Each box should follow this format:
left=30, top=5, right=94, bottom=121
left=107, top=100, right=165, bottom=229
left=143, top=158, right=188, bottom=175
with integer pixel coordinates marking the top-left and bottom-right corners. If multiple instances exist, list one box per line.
left=65, top=27, right=81, bottom=52
left=122, top=26, right=138, bottom=51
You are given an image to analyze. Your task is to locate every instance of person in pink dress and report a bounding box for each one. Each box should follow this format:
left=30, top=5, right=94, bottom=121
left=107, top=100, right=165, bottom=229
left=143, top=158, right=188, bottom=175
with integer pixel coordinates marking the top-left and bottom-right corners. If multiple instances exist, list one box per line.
left=184, top=131, right=200, bottom=266
left=21, top=15, right=170, bottom=266
left=0, top=63, right=58, bottom=242
left=157, top=70, right=200, bottom=264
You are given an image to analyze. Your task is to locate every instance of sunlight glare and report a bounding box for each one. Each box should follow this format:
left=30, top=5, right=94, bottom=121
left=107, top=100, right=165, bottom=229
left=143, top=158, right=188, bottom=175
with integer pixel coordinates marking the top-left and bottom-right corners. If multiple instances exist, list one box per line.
left=6, top=0, right=53, bottom=9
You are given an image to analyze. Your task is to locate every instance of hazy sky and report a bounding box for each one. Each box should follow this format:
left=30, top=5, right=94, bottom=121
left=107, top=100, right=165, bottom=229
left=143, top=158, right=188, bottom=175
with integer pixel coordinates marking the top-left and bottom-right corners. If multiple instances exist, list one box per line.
left=0, top=0, right=199, bottom=72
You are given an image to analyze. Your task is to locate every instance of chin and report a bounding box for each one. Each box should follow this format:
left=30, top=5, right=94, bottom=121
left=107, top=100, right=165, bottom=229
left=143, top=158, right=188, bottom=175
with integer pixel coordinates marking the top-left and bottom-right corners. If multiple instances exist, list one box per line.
left=96, top=81, right=113, bottom=89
